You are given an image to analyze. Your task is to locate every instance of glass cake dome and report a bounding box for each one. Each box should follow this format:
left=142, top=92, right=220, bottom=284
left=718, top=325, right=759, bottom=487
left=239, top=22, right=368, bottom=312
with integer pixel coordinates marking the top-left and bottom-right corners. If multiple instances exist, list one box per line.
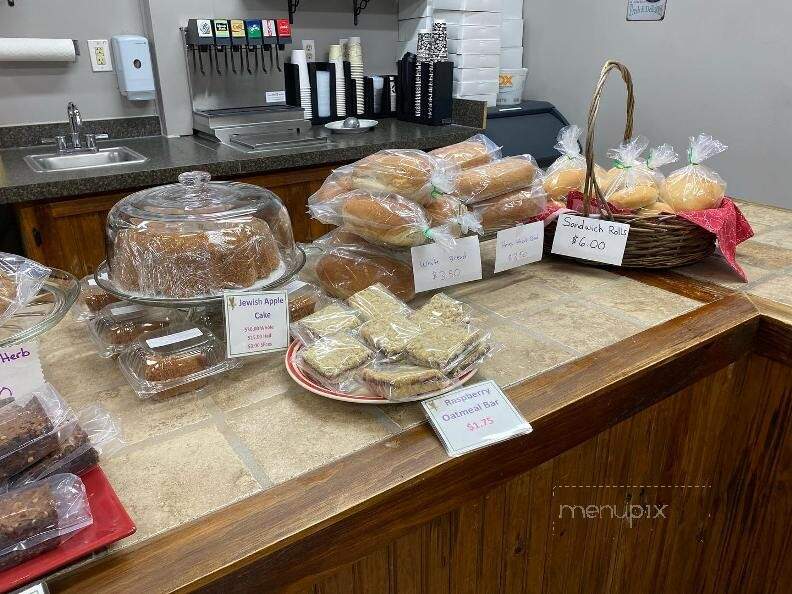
left=104, top=171, right=300, bottom=300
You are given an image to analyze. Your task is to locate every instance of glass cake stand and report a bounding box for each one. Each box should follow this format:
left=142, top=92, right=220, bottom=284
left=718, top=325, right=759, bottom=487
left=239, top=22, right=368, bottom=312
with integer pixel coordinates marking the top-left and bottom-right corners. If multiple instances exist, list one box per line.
left=93, top=244, right=306, bottom=309
left=0, top=267, right=80, bottom=348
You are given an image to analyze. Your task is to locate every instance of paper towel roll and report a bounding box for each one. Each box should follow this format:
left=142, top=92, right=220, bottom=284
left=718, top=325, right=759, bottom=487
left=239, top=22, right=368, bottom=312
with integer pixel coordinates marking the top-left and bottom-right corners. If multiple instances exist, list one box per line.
left=0, top=38, right=77, bottom=62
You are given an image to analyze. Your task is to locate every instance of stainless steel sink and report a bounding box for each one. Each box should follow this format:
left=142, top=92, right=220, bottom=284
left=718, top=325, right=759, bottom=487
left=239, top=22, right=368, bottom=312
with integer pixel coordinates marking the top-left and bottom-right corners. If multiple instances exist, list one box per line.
left=25, top=146, right=148, bottom=173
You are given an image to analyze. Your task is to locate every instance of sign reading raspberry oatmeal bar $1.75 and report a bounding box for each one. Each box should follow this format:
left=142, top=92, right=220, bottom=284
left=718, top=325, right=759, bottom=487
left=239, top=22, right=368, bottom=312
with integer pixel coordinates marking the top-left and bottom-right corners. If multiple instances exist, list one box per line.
left=223, top=290, right=290, bottom=357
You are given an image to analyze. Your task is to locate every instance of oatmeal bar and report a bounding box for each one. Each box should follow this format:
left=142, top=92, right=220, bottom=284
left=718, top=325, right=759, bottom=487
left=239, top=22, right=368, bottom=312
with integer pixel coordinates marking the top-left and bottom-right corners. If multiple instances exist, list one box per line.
left=412, top=293, right=470, bottom=328
left=298, top=303, right=362, bottom=338
left=359, top=365, right=450, bottom=400
left=301, top=333, right=373, bottom=381
left=359, top=314, right=421, bottom=358
left=348, top=283, right=410, bottom=320
left=405, top=323, right=483, bottom=371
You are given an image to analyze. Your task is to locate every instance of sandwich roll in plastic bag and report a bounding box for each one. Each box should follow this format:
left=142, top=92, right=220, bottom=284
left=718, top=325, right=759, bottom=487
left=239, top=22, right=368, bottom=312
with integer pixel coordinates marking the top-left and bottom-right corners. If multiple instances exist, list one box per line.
left=296, top=332, right=375, bottom=392
left=0, top=252, right=50, bottom=327
left=358, top=362, right=452, bottom=401
left=603, top=136, right=664, bottom=210
left=429, top=134, right=502, bottom=170
left=307, top=166, right=354, bottom=207
left=471, top=183, right=547, bottom=233
left=638, top=143, right=679, bottom=214
left=7, top=405, right=124, bottom=489
left=347, top=149, right=458, bottom=206
left=0, top=383, right=74, bottom=481
left=0, top=473, right=93, bottom=571
left=665, top=134, right=728, bottom=212
left=424, top=194, right=483, bottom=235
left=306, top=231, right=416, bottom=301
left=309, top=189, right=458, bottom=249
left=453, top=155, right=539, bottom=205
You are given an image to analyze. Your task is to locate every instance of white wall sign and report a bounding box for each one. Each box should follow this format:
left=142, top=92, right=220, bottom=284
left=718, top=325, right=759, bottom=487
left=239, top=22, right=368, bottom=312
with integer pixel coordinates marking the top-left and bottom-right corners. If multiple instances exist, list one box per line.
left=223, top=290, right=290, bottom=358
left=551, top=214, right=630, bottom=266
left=422, top=380, right=533, bottom=457
left=411, top=236, right=483, bottom=293
left=627, top=0, right=667, bottom=21
left=494, top=222, right=544, bottom=273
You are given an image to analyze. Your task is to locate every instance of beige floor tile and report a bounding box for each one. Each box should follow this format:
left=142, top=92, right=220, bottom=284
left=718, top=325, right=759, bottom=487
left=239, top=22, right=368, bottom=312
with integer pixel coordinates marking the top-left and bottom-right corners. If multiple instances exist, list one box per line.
left=737, top=203, right=792, bottom=228
left=515, top=302, right=644, bottom=355
left=520, top=259, right=621, bottom=295
left=737, top=240, right=792, bottom=272
left=104, top=423, right=260, bottom=547
left=585, top=278, right=700, bottom=326
left=380, top=402, right=427, bottom=429
left=749, top=275, right=792, bottom=307
left=448, top=275, right=562, bottom=317
left=676, top=256, right=764, bottom=290
left=478, top=321, right=575, bottom=386
left=210, top=352, right=302, bottom=411
left=226, top=391, right=397, bottom=485
left=752, top=227, right=790, bottom=249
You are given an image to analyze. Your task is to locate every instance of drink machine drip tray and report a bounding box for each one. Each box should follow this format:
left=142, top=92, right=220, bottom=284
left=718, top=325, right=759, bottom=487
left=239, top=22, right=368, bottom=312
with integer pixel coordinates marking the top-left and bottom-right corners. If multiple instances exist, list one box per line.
left=229, top=131, right=329, bottom=152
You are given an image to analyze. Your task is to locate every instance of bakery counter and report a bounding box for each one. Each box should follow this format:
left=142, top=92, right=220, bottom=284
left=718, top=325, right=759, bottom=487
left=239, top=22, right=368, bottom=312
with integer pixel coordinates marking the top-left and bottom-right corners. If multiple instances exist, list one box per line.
left=37, top=205, right=792, bottom=592
left=0, top=120, right=480, bottom=205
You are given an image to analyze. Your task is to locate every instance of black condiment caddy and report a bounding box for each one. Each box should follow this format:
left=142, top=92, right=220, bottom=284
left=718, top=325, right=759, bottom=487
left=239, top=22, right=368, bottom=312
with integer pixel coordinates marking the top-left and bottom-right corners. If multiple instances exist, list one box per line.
left=396, top=58, right=453, bottom=126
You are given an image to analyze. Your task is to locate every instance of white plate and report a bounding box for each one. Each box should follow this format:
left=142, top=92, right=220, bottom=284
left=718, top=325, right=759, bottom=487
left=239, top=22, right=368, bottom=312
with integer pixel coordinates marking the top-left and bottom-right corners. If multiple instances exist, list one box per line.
left=325, top=119, right=378, bottom=134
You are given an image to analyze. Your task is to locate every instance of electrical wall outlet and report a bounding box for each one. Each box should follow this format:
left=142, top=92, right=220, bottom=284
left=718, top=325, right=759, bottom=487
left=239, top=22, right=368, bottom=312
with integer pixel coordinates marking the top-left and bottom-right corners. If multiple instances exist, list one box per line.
left=88, top=39, right=113, bottom=72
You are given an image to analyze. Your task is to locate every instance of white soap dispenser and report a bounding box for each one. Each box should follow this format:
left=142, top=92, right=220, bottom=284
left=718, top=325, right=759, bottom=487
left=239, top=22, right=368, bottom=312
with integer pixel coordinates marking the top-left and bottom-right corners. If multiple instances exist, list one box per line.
left=111, top=35, right=155, bottom=101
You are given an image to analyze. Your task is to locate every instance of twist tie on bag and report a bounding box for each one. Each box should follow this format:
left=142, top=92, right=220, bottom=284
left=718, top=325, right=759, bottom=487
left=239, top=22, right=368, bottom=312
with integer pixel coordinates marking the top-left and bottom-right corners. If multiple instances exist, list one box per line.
left=422, top=227, right=434, bottom=240
left=613, top=159, right=630, bottom=170
left=687, top=147, right=699, bottom=166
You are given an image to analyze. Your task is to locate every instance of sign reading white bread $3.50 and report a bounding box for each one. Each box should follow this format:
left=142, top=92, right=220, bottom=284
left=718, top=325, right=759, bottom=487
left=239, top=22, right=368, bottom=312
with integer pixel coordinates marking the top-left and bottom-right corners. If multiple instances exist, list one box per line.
left=411, top=236, right=483, bottom=293
left=551, top=214, right=630, bottom=266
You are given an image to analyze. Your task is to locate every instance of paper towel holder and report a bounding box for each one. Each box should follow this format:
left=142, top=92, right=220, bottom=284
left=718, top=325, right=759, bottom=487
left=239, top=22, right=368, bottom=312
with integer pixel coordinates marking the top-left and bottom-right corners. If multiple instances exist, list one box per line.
left=72, top=40, right=80, bottom=56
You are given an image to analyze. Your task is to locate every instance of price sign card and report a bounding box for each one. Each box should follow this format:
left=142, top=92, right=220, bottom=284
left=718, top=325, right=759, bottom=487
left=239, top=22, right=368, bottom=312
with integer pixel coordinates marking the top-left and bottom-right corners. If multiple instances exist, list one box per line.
left=494, top=221, right=544, bottom=273
left=411, top=236, right=483, bottom=293
left=0, top=342, right=45, bottom=401
left=223, top=290, right=290, bottom=358
left=551, top=213, right=630, bottom=265
left=422, top=380, right=533, bottom=457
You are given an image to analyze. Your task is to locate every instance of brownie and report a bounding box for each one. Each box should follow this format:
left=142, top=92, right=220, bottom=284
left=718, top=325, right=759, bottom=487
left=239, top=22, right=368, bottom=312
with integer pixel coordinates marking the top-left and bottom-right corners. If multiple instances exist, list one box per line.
left=10, top=423, right=98, bottom=487
left=0, top=397, right=59, bottom=481
left=288, top=292, right=318, bottom=322
left=0, top=483, right=59, bottom=570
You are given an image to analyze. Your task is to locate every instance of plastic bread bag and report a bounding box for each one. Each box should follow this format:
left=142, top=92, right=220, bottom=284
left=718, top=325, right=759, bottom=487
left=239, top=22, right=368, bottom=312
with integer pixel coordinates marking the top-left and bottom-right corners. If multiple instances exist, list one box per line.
left=309, top=189, right=459, bottom=249
left=296, top=332, right=375, bottom=392
left=7, top=405, right=124, bottom=489
left=471, top=182, right=548, bottom=233
left=88, top=301, right=190, bottom=358
left=404, top=321, right=491, bottom=375
left=284, top=279, right=325, bottom=323
left=453, top=155, right=539, bottom=205
left=0, top=383, right=74, bottom=482
left=637, top=144, right=679, bottom=214
left=358, top=362, right=452, bottom=401
left=358, top=312, right=422, bottom=360
left=307, top=166, right=355, bottom=208
left=0, top=252, right=50, bottom=327
left=118, top=322, right=241, bottom=400
left=347, top=282, right=413, bottom=321
left=602, top=136, right=664, bottom=211
left=347, top=149, right=458, bottom=206
left=424, top=194, right=483, bottom=236
left=429, top=134, right=502, bottom=170
left=542, top=125, right=612, bottom=202
left=307, top=232, right=416, bottom=302
left=290, top=300, right=364, bottom=345
left=0, top=473, right=93, bottom=571
left=71, top=272, right=120, bottom=322
left=411, top=293, right=473, bottom=328
left=664, top=134, right=728, bottom=212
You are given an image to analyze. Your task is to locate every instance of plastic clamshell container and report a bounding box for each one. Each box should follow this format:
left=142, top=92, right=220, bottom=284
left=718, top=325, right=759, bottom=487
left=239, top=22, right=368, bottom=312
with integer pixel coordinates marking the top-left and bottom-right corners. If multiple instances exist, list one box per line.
left=117, top=322, right=240, bottom=399
left=72, top=273, right=119, bottom=321
left=88, top=302, right=188, bottom=358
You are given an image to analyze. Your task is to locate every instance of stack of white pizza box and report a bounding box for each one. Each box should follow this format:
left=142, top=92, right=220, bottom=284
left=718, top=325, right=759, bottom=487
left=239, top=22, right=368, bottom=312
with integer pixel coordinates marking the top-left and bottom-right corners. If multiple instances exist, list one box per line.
left=398, top=0, right=503, bottom=107
left=500, top=0, right=524, bottom=70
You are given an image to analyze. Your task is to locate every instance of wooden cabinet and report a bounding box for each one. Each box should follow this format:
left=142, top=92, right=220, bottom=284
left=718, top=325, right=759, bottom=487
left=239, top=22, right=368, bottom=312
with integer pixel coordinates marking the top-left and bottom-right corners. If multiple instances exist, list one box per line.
left=12, top=165, right=338, bottom=277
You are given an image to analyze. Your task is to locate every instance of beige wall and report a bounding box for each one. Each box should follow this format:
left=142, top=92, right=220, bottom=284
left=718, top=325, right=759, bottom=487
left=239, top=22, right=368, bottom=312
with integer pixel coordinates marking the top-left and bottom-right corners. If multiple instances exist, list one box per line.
left=522, top=1, right=792, bottom=208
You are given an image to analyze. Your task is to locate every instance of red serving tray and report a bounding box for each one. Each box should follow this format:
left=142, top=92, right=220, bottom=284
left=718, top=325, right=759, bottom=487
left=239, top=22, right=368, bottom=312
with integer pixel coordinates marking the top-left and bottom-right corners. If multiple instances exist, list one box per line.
left=0, top=466, right=136, bottom=593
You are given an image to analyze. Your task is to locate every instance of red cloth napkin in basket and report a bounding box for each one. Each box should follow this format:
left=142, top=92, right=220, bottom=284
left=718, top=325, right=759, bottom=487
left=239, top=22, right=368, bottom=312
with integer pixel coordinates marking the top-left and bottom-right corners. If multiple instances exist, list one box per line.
left=535, top=193, right=754, bottom=281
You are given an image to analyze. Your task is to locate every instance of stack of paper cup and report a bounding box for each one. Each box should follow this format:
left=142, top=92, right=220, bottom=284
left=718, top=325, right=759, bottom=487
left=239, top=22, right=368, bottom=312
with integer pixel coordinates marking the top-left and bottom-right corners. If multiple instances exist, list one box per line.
left=329, top=44, right=346, bottom=117
left=428, top=21, right=448, bottom=118
left=415, top=31, right=431, bottom=117
left=348, top=36, right=364, bottom=115
left=291, top=49, right=312, bottom=119
left=316, top=71, right=331, bottom=118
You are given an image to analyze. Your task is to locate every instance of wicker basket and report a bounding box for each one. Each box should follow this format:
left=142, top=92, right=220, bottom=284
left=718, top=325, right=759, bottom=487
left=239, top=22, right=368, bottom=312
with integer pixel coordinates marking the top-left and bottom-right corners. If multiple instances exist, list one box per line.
left=544, top=61, right=716, bottom=268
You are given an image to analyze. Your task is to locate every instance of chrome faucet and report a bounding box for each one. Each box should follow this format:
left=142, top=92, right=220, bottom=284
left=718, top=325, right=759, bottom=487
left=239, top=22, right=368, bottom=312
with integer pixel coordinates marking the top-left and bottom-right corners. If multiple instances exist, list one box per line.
left=40, top=102, right=109, bottom=153
left=67, top=102, right=83, bottom=149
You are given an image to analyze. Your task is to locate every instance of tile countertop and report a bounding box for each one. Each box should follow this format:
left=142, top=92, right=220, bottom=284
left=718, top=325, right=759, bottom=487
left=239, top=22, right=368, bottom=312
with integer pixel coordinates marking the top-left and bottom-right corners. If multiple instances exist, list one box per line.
left=37, top=200, right=792, bottom=582
left=0, top=119, right=480, bottom=204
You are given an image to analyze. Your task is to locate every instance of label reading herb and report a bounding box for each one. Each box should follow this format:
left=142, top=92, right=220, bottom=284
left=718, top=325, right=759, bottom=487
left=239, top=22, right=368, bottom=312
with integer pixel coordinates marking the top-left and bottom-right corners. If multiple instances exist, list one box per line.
left=422, top=380, right=533, bottom=457
left=494, top=221, right=544, bottom=273
left=0, top=342, right=45, bottom=401
left=551, top=214, right=630, bottom=265
left=224, top=290, right=289, bottom=357
left=411, top=236, right=483, bottom=293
